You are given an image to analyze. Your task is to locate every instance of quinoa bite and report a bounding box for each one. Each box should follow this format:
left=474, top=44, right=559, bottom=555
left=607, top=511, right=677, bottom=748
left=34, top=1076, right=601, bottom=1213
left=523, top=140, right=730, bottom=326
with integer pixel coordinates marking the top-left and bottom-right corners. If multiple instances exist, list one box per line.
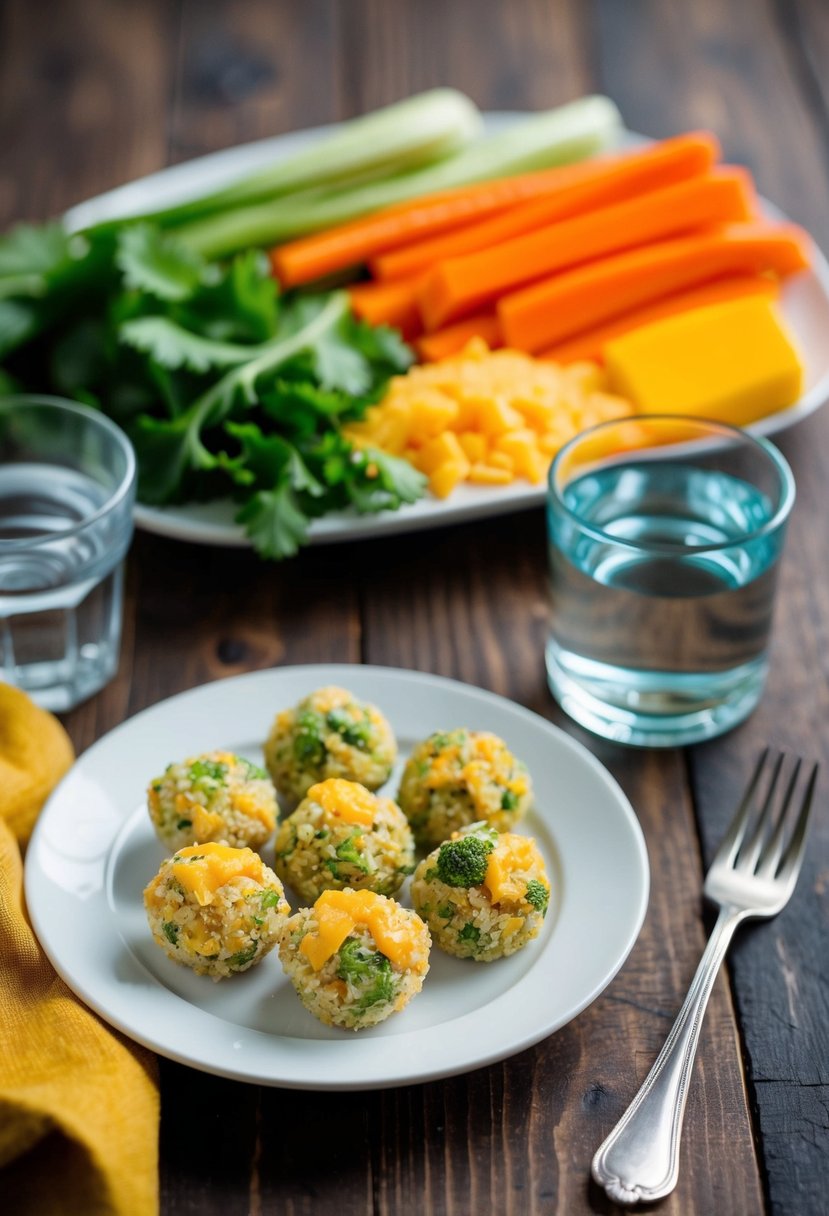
left=411, top=822, right=550, bottom=961
left=264, top=686, right=397, bottom=807
left=144, top=843, right=290, bottom=980
left=397, top=729, right=533, bottom=847
left=274, top=778, right=415, bottom=902
left=279, top=888, right=431, bottom=1030
left=147, top=750, right=277, bottom=852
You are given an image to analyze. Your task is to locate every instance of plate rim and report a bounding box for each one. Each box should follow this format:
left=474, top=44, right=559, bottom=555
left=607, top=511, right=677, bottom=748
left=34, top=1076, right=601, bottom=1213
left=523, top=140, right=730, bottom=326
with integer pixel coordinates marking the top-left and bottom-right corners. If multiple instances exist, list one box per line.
left=24, top=663, right=650, bottom=1089
left=67, top=114, right=829, bottom=550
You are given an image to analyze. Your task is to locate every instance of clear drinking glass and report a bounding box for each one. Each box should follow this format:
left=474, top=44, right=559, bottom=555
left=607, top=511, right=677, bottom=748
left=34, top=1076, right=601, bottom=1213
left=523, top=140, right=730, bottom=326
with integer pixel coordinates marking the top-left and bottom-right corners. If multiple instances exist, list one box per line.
left=0, top=396, right=136, bottom=711
left=546, top=416, right=795, bottom=747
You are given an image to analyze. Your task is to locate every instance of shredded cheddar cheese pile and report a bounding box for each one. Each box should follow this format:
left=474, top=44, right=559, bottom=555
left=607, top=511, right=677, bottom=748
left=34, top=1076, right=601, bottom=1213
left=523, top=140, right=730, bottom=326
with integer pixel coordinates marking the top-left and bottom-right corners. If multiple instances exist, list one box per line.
left=345, top=339, right=634, bottom=498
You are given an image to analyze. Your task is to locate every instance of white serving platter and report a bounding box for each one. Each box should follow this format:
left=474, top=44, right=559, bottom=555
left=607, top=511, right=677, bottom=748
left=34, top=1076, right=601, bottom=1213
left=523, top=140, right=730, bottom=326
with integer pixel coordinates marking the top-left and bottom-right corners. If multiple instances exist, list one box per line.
left=65, top=117, right=829, bottom=550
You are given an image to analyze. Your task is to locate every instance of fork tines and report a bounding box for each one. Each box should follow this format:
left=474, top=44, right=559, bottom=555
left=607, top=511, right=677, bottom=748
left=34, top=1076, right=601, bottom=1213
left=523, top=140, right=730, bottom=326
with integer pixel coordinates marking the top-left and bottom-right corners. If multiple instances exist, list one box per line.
left=731, top=749, right=819, bottom=880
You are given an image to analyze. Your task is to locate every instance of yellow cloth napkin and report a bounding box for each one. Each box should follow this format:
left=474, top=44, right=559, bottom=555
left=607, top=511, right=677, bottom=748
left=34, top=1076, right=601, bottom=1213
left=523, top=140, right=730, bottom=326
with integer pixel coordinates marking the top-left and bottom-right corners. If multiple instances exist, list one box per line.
left=0, top=684, right=159, bottom=1215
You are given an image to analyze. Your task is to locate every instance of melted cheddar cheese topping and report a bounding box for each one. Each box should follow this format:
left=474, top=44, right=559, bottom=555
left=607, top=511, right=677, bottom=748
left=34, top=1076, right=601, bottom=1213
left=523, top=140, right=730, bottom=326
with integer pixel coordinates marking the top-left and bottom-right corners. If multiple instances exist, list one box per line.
left=308, top=778, right=376, bottom=826
left=483, top=835, right=547, bottom=905
left=172, top=843, right=266, bottom=906
left=300, top=889, right=424, bottom=973
left=232, top=790, right=276, bottom=828
left=422, top=733, right=528, bottom=802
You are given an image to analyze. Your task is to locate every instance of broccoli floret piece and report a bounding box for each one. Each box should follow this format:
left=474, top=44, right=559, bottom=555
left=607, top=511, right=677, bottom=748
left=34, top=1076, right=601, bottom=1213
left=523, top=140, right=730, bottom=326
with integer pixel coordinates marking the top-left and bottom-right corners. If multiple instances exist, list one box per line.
left=336, top=938, right=395, bottom=1012
left=336, top=937, right=382, bottom=981
left=458, top=922, right=480, bottom=945
left=429, top=732, right=452, bottom=751
left=326, top=707, right=372, bottom=751
left=260, top=889, right=281, bottom=910
left=227, top=943, right=259, bottom=969
left=501, top=788, right=519, bottom=811
left=437, top=903, right=455, bottom=919
left=525, top=879, right=549, bottom=914
left=162, top=921, right=179, bottom=946
left=176, top=818, right=192, bottom=830
left=429, top=729, right=466, bottom=754
left=189, top=759, right=227, bottom=783
left=435, top=833, right=495, bottom=888
left=293, top=710, right=326, bottom=766
left=333, top=831, right=371, bottom=874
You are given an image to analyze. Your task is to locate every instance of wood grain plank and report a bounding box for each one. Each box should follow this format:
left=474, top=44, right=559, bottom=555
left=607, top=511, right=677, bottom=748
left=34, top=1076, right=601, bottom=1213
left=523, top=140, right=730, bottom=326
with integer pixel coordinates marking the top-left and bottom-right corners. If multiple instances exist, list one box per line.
left=360, top=511, right=763, bottom=1215
left=591, top=2, right=829, bottom=1212
left=171, top=0, right=337, bottom=163
left=778, top=0, right=829, bottom=183
left=333, top=0, right=593, bottom=114
left=593, top=0, right=829, bottom=245
left=0, top=0, right=178, bottom=225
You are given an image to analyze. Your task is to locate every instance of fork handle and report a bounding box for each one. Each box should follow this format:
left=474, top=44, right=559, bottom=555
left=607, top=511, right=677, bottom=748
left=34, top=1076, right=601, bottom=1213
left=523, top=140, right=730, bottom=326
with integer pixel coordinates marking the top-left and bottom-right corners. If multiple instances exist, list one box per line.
left=592, top=905, right=747, bottom=1206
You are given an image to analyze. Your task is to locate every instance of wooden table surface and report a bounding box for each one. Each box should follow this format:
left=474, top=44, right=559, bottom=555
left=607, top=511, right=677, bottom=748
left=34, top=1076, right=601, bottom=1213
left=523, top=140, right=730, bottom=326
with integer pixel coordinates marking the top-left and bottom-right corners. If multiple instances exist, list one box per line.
left=3, top=2, right=828, bottom=1213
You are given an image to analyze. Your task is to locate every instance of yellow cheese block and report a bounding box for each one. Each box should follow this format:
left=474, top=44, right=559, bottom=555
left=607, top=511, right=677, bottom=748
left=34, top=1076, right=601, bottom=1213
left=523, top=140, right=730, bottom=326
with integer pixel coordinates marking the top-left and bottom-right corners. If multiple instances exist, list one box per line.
left=604, top=297, right=804, bottom=426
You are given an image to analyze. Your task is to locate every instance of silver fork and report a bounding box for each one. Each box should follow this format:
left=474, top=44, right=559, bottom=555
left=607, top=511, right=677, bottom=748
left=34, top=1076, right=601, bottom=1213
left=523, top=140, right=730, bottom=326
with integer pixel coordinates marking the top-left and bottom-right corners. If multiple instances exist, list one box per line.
left=592, top=749, right=819, bottom=1207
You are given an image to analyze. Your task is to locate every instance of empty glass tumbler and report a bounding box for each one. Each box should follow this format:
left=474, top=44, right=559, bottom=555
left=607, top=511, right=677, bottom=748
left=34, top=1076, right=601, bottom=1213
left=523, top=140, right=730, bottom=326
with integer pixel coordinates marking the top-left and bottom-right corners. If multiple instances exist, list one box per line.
left=0, top=396, right=136, bottom=711
left=546, top=416, right=795, bottom=747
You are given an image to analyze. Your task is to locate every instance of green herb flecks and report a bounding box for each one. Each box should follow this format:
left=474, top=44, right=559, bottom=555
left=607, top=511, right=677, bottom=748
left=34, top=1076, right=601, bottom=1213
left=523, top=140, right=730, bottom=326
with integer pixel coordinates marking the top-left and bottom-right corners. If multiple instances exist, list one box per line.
left=162, top=922, right=179, bottom=946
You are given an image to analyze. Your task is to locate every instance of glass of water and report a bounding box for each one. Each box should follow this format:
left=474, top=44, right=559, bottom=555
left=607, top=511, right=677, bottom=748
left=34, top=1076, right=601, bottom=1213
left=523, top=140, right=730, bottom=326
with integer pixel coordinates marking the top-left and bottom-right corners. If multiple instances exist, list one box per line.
left=546, top=416, right=795, bottom=747
left=0, top=396, right=136, bottom=711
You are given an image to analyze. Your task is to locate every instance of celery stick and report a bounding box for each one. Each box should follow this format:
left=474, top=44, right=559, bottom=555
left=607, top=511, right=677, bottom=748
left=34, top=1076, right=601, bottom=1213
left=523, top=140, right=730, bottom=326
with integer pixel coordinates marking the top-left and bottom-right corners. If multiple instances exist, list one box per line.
left=175, top=95, right=622, bottom=258
left=83, top=89, right=482, bottom=234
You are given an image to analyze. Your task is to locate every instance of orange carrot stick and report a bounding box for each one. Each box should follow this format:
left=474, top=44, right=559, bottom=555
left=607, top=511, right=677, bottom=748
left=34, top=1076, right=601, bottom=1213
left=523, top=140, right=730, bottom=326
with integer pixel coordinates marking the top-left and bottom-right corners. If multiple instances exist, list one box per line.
left=348, top=278, right=424, bottom=340
left=540, top=275, right=778, bottom=364
left=270, top=158, right=616, bottom=289
left=418, top=168, right=754, bottom=330
left=371, top=131, right=720, bottom=282
left=416, top=314, right=503, bottom=362
left=499, top=223, right=811, bottom=353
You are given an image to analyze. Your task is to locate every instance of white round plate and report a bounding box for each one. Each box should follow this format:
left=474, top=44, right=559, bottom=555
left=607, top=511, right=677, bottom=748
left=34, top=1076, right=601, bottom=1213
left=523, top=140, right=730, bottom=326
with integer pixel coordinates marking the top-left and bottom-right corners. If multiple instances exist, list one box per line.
left=65, top=115, right=829, bottom=550
left=25, top=665, right=648, bottom=1090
